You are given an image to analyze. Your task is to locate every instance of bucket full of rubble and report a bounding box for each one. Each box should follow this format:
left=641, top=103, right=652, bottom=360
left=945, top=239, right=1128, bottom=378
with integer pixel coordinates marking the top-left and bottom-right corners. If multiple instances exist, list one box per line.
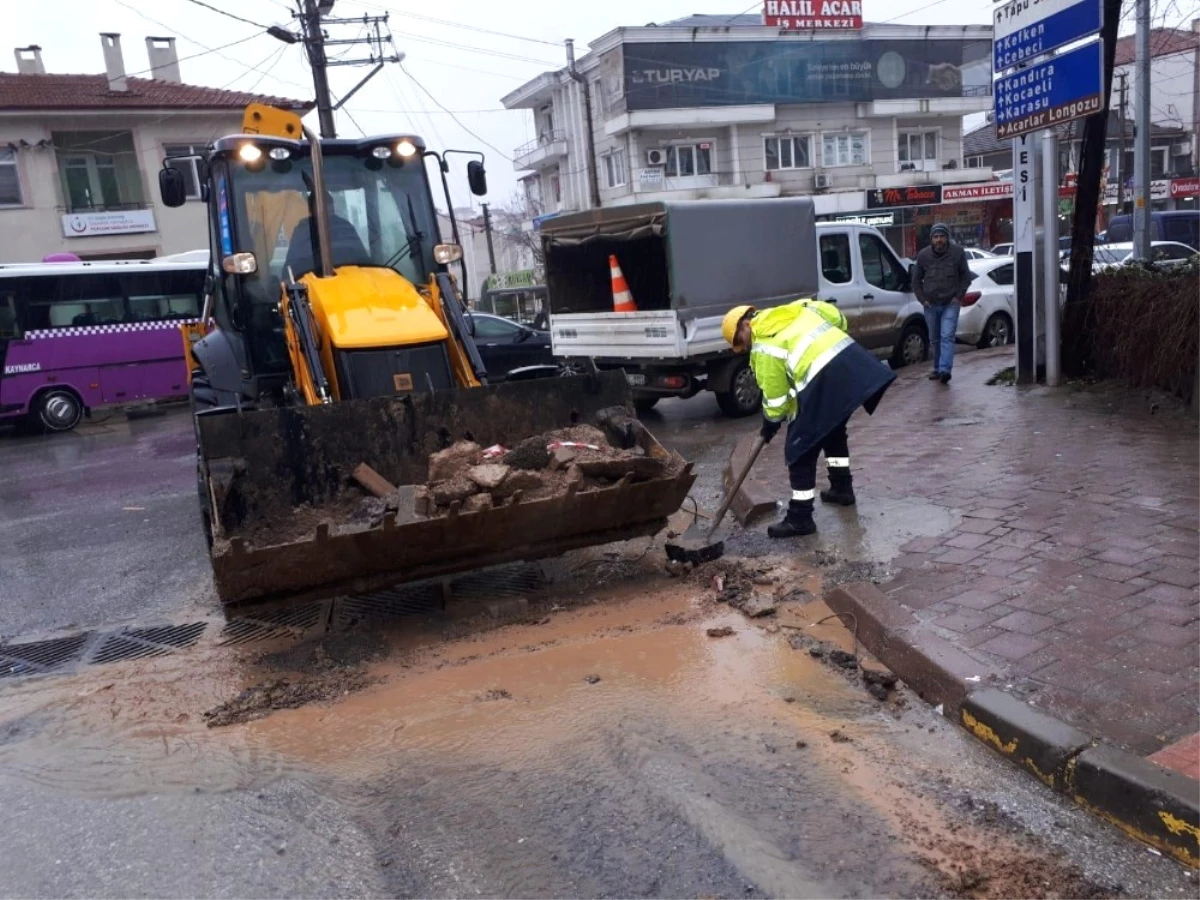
left=195, top=371, right=696, bottom=605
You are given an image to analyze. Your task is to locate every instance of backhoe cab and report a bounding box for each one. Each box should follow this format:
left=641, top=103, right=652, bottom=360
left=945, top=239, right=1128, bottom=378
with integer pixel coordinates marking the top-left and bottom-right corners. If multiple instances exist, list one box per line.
left=159, top=103, right=487, bottom=408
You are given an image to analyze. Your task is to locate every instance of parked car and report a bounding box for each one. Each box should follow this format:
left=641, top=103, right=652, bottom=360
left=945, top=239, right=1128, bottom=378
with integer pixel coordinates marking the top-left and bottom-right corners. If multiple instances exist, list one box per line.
left=1105, top=211, right=1199, bottom=251
left=1090, top=241, right=1199, bottom=272
left=958, top=258, right=1017, bottom=349
left=465, top=312, right=556, bottom=382
left=989, top=242, right=1013, bottom=256
left=963, top=247, right=998, bottom=260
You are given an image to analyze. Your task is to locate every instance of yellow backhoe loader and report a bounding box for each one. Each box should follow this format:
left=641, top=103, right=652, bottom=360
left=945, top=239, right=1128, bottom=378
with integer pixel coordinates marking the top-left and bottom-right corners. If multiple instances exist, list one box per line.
left=159, top=104, right=694, bottom=606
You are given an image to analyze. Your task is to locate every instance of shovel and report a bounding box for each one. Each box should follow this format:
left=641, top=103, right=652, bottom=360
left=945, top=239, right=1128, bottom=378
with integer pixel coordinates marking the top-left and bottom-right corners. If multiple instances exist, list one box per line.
left=665, top=434, right=769, bottom=565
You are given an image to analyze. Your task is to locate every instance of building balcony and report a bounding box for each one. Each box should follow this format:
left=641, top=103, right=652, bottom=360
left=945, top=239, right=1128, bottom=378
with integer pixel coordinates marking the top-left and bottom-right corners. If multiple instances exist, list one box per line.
left=871, top=166, right=995, bottom=190
left=513, top=131, right=569, bottom=171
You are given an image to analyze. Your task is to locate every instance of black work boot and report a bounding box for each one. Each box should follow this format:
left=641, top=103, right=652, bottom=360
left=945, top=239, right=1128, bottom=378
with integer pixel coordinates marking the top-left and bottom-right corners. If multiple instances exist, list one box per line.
left=820, top=469, right=856, bottom=506
left=767, top=500, right=816, bottom=539
left=927, top=370, right=942, bottom=380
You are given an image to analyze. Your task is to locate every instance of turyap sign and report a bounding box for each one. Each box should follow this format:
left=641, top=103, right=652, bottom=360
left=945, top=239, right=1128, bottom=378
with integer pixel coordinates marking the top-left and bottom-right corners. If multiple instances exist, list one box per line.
left=623, top=39, right=991, bottom=110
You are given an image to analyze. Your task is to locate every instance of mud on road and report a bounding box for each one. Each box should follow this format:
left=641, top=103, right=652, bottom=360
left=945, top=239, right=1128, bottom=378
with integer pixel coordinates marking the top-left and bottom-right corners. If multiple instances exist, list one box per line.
left=0, top=543, right=1185, bottom=900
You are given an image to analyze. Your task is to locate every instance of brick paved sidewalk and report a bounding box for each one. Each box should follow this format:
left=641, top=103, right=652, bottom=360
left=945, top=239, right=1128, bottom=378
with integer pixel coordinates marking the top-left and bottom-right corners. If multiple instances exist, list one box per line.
left=750, top=347, right=1199, bottom=758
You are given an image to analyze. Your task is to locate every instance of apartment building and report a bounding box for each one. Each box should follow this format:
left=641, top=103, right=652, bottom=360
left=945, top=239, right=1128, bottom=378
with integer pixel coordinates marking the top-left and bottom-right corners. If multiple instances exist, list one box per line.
left=501, top=13, right=995, bottom=254
left=0, top=34, right=309, bottom=263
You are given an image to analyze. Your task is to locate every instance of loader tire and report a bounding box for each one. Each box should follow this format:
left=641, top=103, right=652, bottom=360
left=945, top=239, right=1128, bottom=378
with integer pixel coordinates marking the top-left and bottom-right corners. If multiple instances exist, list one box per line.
left=190, top=371, right=217, bottom=550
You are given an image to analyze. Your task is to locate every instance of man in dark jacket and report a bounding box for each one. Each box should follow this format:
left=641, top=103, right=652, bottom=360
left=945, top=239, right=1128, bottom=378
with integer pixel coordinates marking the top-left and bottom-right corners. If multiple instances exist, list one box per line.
left=912, top=223, right=973, bottom=384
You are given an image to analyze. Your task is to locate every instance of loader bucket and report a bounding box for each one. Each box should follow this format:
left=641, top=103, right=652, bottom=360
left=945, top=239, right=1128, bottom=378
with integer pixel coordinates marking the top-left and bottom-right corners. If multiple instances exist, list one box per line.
left=196, top=370, right=696, bottom=605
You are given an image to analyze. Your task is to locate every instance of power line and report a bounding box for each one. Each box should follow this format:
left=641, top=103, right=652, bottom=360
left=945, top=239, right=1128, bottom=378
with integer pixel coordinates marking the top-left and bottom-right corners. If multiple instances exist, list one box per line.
left=123, top=31, right=267, bottom=78
left=400, top=63, right=513, bottom=161
left=397, top=32, right=560, bottom=67
left=348, top=0, right=562, bottom=47
left=179, top=0, right=269, bottom=29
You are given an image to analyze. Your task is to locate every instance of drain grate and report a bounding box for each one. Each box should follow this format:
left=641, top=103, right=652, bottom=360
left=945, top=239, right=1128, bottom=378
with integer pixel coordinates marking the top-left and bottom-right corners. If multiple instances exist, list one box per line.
left=89, top=622, right=208, bottom=665
left=336, top=583, right=444, bottom=626
left=220, top=603, right=326, bottom=645
left=452, top=564, right=547, bottom=599
left=0, top=634, right=90, bottom=677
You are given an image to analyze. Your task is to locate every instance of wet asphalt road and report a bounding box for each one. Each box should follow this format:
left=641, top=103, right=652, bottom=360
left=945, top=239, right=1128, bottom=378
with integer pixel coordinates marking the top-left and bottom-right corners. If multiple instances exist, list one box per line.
left=0, top=394, right=751, bottom=641
left=0, top=391, right=1191, bottom=899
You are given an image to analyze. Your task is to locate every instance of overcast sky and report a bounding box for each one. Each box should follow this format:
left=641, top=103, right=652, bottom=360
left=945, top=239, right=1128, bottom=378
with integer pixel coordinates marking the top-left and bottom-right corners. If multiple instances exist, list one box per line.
left=5, top=0, right=1192, bottom=210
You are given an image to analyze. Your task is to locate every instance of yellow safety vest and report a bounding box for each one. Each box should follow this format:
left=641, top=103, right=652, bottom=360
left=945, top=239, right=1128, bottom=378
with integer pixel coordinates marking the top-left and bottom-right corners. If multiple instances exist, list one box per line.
left=749, top=300, right=854, bottom=423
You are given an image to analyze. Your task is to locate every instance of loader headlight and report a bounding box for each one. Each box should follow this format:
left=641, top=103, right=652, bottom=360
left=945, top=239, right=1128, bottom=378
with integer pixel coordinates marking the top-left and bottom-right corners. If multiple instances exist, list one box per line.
left=372, top=145, right=392, bottom=159
left=268, top=147, right=291, bottom=161
left=238, top=144, right=263, bottom=163
left=222, top=252, right=258, bottom=275
left=433, top=243, right=463, bottom=264
left=396, top=139, right=418, bottom=158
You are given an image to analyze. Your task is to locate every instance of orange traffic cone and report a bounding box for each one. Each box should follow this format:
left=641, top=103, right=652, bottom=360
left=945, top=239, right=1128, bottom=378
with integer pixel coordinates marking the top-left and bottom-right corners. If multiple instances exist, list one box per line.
left=609, top=254, right=638, bottom=313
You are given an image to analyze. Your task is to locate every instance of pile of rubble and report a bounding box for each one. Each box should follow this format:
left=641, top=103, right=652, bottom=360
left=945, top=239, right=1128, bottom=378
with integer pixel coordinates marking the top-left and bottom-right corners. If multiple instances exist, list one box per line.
left=350, top=408, right=675, bottom=524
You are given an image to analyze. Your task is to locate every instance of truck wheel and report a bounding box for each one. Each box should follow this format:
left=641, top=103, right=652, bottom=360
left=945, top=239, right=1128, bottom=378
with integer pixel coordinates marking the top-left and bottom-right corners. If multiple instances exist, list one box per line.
left=890, top=321, right=928, bottom=369
left=634, top=397, right=659, bottom=413
left=716, top=358, right=761, bottom=418
left=190, top=372, right=217, bottom=550
left=34, top=389, right=83, bottom=433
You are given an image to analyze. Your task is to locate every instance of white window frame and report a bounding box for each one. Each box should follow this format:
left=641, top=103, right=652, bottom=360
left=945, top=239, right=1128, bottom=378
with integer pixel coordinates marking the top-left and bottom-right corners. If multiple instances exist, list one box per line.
left=763, top=134, right=813, bottom=171
left=966, top=155, right=985, bottom=169
left=662, top=141, right=715, bottom=178
left=164, top=142, right=207, bottom=200
left=0, top=149, right=23, bottom=207
left=602, top=147, right=627, bottom=188
left=821, top=131, right=869, bottom=168
left=897, top=129, right=940, bottom=172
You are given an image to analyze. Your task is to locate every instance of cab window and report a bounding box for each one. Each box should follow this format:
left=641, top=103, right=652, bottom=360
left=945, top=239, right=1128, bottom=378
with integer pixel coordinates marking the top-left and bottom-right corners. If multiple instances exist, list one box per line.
left=819, top=234, right=852, bottom=284
left=858, top=233, right=907, bottom=291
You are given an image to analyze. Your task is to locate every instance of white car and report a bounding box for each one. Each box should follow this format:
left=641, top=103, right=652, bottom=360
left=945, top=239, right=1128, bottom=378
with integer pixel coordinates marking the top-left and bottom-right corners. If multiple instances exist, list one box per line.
left=989, top=242, right=1013, bottom=256
left=958, top=257, right=1016, bottom=349
left=1091, top=241, right=1198, bottom=272
left=963, top=247, right=999, bottom=260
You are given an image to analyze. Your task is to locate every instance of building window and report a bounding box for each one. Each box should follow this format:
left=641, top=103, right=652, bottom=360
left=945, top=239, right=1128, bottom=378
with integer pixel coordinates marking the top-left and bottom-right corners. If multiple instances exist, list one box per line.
left=822, top=132, right=868, bottom=168
left=54, top=130, right=144, bottom=212
left=966, top=155, right=985, bottom=168
left=549, top=172, right=562, bottom=206
left=164, top=143, right=208, bottom=200
left=898, top=130, right=937, bottom=168
left=602, top=148, right=627, bottom=188
left=0, top=149, right=22, bottom=206
left=764, top=135, right=812, bottom=171
left=664, top=143, right=713, bottom=178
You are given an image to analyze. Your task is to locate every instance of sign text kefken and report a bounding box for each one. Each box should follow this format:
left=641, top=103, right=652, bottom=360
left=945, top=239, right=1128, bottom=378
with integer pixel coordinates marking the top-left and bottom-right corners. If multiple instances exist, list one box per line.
left=993, top=0, right=1103, bottom=71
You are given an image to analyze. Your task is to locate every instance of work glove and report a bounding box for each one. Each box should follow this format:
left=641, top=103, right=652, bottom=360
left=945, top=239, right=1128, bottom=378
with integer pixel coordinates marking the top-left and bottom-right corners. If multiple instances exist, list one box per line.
left=760, top=415, right=782, bottom=444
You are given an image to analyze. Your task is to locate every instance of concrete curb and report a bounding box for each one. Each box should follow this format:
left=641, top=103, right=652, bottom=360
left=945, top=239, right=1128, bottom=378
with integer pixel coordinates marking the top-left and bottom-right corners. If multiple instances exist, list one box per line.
left=722, top=433, right=778, bottom=526
left=824, top=582, right=1200, bottom=867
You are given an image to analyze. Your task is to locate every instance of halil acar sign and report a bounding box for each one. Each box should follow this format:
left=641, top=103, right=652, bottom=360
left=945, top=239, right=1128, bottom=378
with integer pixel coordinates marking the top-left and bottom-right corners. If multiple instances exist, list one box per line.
left=763, top=0, right=863, bottom=29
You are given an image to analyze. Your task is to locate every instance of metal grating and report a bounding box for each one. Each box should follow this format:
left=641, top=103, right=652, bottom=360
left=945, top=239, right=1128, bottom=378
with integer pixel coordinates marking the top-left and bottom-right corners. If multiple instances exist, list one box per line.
left=219, top=603, right=325, bottom=646
left=336, top=583, right=444, bottom=627
left=0, top=634, right=89, bottom=673
left=452, top=564, right=547, bottom=599
left=88, top=622, right=207, bottom=666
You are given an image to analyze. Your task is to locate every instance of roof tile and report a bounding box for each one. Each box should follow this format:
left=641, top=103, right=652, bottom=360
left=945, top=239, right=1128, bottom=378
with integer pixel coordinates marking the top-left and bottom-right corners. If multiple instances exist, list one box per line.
left=0, top=73, right=310, bottom=112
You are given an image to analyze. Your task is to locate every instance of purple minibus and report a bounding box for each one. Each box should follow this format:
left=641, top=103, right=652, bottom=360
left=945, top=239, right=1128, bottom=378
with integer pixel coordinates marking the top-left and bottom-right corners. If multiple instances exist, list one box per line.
left=0, top=258, right=207, bottom=432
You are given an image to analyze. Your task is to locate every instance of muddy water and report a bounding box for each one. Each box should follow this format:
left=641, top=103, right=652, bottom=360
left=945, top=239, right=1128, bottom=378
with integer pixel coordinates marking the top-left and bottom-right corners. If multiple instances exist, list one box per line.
left=0, top=565, right=1134, bottom=898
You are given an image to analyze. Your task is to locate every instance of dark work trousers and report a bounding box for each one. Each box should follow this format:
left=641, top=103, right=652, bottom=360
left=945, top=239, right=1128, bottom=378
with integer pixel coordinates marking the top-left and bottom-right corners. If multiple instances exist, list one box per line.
left=786, top=417, right=851, bottom=502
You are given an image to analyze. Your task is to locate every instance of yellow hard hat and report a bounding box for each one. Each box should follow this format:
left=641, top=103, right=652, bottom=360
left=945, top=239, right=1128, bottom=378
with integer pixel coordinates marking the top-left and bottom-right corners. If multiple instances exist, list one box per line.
left=721, top=305, right=755, bottom=346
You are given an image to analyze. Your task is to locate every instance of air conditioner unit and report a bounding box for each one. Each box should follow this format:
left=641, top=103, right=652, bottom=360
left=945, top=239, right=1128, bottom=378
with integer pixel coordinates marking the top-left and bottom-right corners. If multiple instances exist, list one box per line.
left=645, top=148, right=666, bottom=166
left=813, top=173, right=830, bottom=189
left=1171, top=141, right=1191, bottom=156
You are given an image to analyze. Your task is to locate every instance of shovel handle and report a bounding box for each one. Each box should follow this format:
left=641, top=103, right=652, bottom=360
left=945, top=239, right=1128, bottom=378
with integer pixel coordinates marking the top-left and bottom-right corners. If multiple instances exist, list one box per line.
left=707, top=434, right=769, bottom=537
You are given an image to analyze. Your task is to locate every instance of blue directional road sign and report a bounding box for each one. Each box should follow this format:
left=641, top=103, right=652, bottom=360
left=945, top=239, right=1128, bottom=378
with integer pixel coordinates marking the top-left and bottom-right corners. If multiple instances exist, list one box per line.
left=993, top=0, right=1104, bottom=72
left=994, top=39, right=1105, bottom=140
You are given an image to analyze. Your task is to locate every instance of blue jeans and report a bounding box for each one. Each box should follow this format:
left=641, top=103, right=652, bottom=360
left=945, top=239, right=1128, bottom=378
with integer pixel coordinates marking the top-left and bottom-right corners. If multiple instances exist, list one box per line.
left=924, top=302, right=960, bottom=374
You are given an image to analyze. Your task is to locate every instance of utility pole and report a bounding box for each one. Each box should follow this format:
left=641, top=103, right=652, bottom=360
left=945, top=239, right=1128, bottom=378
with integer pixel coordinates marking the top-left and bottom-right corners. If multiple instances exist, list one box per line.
left=280, top=1, right=400, bottom=140
left=481, top=203, right=497, bottom=275
left=300, top=0, right=337, bottom=138
left=566, top=39, right=602, bottom=210
left=1132, top=0, right=1152, bottom=259
left=1116, top=72, right=1128, bottom=211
